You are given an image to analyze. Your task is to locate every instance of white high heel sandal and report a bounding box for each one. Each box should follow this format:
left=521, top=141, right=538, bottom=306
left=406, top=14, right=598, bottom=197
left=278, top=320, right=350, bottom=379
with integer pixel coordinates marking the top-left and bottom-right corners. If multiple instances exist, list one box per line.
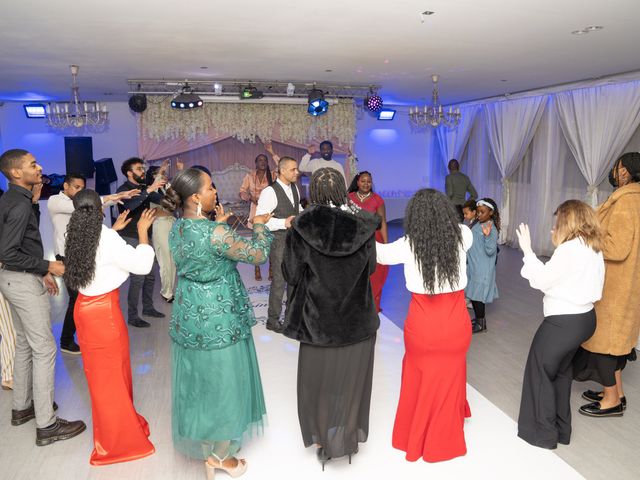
left=205, top=453, right=248, bottom=480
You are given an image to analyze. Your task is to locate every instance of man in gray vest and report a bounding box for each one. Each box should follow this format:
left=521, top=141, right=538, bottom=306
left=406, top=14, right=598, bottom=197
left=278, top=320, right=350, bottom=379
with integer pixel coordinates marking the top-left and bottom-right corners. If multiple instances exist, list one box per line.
left=256, top=156, right=302, bottom=332
left=445, top=159, right=478, bottom=220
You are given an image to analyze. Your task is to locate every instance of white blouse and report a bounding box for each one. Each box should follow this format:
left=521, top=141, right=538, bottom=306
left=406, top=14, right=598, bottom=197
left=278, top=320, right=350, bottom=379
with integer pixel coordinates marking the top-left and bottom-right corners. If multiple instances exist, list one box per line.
left=376, top=225, right=473, bottom=294
left=521, top=237, right=605, bottom=317
left=79, top=225, right=155, bottom=296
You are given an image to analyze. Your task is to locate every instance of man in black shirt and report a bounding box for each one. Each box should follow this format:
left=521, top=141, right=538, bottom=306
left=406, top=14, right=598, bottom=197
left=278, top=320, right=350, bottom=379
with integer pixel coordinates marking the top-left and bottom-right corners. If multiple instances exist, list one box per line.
left=116, top=157, right=166, bottom=327
left=0, top=148, right=86, bottom=445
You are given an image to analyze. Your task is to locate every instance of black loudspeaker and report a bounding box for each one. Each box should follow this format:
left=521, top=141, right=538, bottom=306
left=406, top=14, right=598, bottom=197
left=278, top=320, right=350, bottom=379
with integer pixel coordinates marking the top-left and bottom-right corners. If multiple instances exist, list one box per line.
left=95, top=158, right=117, bottom=195
left=128, top=94, right=147, bottom=113
left=94, top=158, right=117, bottom=184
left=64, top=137, right=94, bottom=178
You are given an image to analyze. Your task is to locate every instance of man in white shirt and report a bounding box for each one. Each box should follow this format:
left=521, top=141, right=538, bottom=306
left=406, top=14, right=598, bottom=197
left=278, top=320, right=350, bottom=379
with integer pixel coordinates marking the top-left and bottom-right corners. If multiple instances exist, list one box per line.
left=256, top=156, right=302, bottom=331
left=47, top=174, right=138, bottom=353
left=299, top=141, right=351, bottom=186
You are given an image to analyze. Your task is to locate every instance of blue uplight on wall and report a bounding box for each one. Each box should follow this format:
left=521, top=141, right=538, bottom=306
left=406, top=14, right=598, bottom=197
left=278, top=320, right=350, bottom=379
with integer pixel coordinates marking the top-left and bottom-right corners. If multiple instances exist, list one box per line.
left=23, top=104, right=47, bottom=118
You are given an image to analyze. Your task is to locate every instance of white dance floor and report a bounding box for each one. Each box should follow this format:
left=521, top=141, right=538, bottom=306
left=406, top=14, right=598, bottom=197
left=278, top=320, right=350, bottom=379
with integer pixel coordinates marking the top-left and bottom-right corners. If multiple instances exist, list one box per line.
left=0, top=263, right=584, bottom=479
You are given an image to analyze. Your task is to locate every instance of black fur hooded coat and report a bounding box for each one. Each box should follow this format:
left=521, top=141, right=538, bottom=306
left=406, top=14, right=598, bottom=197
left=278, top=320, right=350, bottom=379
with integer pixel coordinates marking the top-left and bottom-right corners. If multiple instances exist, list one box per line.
left=281, top=204, right=381, bottom=347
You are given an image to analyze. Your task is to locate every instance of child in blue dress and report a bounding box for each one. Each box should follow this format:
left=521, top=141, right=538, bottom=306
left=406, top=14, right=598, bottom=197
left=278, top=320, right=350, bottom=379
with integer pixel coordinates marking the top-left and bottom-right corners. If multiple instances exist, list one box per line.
left=465, top=198, right=500, bottom=333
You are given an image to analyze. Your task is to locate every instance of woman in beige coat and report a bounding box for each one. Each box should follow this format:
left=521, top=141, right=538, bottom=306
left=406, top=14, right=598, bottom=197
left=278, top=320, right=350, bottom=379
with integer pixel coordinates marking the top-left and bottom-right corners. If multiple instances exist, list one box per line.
left=575, top=152, right=640, bottom=417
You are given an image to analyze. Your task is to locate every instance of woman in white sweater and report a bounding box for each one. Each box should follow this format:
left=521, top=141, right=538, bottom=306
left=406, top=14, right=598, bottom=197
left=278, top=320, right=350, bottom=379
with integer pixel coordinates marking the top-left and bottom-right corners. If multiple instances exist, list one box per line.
left=516, top=200, right=605, bottom=449
left=63, top=189, right=157, bottom=465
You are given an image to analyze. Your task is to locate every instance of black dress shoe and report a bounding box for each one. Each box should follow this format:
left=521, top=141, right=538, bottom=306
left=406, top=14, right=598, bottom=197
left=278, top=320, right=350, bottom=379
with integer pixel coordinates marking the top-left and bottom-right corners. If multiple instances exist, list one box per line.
left=12, top=401, right=58, bottom=426
left=128, top=317, right=151, bottom=328
left=472, top=318, right=487, bottom=334
left=579, top=401, right=624, bottom=417
left=142, top=308, right=165, bottom=318
left=582, top=390, right=627, bottom=410
left=36, top=417, right=86, bottom=446
left=60, top=341, right=81, bottom=355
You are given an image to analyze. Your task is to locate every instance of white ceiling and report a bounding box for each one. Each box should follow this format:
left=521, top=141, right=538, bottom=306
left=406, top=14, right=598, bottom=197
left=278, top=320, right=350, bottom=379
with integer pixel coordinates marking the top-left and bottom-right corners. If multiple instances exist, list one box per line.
left=1, top=0, right=640, bottom=104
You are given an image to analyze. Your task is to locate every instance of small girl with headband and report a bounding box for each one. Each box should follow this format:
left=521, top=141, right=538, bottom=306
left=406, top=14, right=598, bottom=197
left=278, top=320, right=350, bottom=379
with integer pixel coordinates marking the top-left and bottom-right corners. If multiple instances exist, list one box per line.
left=465, top=197, right=500, bottom=333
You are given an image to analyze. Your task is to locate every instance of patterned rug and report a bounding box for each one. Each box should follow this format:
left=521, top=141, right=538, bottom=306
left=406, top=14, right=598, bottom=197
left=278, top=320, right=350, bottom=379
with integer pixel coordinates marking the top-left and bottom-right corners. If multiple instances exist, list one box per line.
left=246, top=283, right=286, bottom=325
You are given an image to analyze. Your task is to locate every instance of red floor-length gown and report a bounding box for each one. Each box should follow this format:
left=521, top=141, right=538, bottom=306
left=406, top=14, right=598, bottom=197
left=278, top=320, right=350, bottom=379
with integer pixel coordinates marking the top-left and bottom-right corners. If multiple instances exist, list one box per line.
left=75, top=289, right=155, bottom=465
left=393, top=290, right=472, bottom=462
left=348, top=191, right=389, bottom=312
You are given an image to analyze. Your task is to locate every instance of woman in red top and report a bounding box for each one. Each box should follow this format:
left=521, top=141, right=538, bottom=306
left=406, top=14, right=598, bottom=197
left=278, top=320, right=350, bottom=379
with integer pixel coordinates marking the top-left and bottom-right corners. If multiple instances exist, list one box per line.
left=348, top=171, right=388, bottom=312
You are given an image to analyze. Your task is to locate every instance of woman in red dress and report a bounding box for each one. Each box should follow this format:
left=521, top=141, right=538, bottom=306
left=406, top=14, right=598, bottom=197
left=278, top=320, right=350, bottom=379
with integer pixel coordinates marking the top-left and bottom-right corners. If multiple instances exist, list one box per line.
left=63, top=190, right=157, bottom=465
left=376, top=189, right=473, bottom=463
left=348, top=171, right=388, bottom=312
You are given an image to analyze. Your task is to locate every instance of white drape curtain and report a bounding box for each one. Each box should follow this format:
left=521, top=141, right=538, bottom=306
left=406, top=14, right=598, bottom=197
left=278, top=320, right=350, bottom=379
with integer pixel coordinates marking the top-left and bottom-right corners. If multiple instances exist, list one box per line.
left=483, top=96, right=547, bottom=241
left=435, top=105, right=480, bottom=168
left=459, top=112, right=502, bottom=202
left=504, top=99, right=608, bottom=255
left=423, top=80, right=640, bottom=256
left=554, top=81, right=640, bottom=207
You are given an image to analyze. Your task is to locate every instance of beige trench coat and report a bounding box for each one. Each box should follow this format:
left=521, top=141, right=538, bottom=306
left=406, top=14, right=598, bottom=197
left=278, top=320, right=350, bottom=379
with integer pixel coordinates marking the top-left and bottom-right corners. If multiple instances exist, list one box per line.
left=582, top=182, right=640, bottom=355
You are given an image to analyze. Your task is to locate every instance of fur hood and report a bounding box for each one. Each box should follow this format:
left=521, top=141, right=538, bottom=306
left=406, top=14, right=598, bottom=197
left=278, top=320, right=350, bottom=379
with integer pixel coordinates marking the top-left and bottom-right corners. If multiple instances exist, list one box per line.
left=292, top=204, right=380, bottom=257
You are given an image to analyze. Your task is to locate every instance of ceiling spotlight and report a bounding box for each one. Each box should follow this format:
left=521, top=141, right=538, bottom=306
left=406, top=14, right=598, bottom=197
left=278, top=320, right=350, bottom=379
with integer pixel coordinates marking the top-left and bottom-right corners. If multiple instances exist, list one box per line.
left=307, top=88, right=329, bottom=116
left=364, top=90, right=383, bottom=112
left=571, top=29, right=589, bottom=35
left=171, top=84, right=203, bottom=109
left=240, top=86, right=264, bottom=99
left=286, top=83, right=296, bottom=97
left=214, top=83, right=223, bottom=95
left=585, top=25, right=604, bottom=31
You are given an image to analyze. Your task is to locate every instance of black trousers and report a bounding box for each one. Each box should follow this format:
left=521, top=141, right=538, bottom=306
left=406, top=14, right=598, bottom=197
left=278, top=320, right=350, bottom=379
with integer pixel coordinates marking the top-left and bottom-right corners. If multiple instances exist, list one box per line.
left=517, top=310, right=596, bottom=449
left=56, top=254, right=77, bottom=345
left=122, top=237, right=156, bottom=318
left=267, top=231, right=286, bottom=328
left=454, top=204, right=464, bottom=222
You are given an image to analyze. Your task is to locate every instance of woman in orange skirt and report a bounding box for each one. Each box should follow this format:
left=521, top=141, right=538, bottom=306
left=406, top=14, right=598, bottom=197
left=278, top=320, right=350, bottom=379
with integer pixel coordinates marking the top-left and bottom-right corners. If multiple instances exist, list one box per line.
left=376, top=189, right=473, bottom=462
left=63, top=189, right=157, bottom=465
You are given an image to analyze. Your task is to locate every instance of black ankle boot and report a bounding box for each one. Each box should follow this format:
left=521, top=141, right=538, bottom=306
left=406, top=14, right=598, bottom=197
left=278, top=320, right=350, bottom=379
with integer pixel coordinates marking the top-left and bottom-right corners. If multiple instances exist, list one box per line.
left=472, top=318, right=487, bottom=334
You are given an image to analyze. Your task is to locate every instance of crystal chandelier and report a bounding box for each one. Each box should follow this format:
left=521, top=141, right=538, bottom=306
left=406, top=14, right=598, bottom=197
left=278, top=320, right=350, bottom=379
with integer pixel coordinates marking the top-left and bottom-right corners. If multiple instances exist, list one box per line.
left=409, top=74, right=461, bottom=128
left=46, top=65, right=109, bottom=128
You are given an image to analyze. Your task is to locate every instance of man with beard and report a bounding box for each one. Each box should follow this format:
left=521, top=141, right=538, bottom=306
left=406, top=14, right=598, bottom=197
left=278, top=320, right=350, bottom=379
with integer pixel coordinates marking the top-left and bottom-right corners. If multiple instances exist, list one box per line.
left=299, top=141, right=348, bottom=186
left=116, top=157, right=166, bottom=327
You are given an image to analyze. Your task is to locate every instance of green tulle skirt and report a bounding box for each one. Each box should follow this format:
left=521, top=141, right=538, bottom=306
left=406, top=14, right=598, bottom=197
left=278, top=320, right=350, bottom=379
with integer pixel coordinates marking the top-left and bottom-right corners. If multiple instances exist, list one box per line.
left=171, top=333, right=266, bottom=460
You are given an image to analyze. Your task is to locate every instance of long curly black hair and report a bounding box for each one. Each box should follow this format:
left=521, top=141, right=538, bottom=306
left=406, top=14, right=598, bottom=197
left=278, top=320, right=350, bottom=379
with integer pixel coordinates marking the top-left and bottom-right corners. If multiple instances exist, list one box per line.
left=63, top=189, right=104, bottom=291
left=404, top=189, right=463, bottom=294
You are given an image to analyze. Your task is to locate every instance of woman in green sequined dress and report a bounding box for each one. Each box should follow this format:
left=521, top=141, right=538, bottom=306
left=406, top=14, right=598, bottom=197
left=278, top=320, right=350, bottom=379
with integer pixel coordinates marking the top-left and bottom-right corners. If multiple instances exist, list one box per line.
left=162, top=168, right=273, bottom=478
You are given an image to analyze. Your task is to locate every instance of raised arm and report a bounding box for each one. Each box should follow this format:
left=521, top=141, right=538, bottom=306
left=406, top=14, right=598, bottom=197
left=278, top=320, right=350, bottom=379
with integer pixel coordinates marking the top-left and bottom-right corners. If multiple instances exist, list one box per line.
left=298, top=145, right=315, bottom=173
left=521, top=247, right=570, bottom=292
left=376, top=237, right=409, bottom=265
left=211, top=223, right=273, bottom=265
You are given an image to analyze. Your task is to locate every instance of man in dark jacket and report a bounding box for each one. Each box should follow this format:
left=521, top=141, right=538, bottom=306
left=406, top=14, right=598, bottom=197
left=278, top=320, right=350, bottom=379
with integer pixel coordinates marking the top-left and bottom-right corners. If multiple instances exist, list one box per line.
left=116, top=157, right=166, bottom=327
